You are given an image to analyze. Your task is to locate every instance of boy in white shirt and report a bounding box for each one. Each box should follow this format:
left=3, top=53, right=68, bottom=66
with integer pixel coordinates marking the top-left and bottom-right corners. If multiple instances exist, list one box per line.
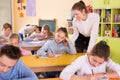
left=60, top=41, right=120, bottom=80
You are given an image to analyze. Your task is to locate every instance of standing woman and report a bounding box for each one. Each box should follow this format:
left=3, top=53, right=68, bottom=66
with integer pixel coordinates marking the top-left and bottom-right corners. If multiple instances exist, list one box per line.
left=71, top=0, right=100, bottom=53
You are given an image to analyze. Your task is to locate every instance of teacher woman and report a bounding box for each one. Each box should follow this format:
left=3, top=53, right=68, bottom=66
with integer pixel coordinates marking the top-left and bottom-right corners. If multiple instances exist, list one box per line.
left=71, top=0, right=100, bottom=53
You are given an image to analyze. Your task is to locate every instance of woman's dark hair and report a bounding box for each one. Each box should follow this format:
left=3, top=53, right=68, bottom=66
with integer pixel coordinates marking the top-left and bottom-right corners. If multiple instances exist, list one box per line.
left=72, top=0, right=88, bottom=13
left=0, top=45, right=22, bottom=60
left=91, top=41, right=110, bottom=61
left=57, top=27, right=68, bottom=38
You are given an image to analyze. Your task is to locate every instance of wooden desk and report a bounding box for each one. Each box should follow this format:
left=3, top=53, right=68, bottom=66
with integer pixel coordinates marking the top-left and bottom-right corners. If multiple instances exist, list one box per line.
left=21, top=53, right=84, bottom=72
left=39, top=78, right=120, bottom=80
left=20, top=41, right=44, bottom=51
left=21, top=46, right=41, bottom=51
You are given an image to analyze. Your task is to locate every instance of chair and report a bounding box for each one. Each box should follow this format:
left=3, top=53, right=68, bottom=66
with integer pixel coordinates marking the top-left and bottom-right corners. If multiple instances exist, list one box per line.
left=39, top=19, right=57, bottom=32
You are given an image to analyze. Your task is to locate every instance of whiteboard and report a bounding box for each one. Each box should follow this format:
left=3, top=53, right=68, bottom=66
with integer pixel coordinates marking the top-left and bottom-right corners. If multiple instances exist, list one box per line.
left=0, top=0, right=11, bottom=34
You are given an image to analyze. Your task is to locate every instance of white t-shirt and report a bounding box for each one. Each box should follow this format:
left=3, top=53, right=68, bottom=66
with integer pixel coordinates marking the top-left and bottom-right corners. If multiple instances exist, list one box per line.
left=71, top=13, right=100, bottom=52
left=60, top=55, right=120, bottom=80
left=19, top=25, right=35, bottom=37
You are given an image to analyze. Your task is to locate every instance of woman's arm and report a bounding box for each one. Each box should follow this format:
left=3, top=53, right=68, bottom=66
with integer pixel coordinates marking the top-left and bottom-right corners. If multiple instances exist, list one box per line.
left=71, top=19, right=79, bottom=44
left=87, top=14, right=100, bottom=52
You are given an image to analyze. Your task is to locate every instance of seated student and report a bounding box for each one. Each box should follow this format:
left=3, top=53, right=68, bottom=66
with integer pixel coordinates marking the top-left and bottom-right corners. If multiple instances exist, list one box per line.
left=18, top=24, right=36, bottom=41
left=0, top=45, right=38, bottom=80
left=29, top=25, right=42, bottom=41
left=37, top=27, right=76, bottom=78
left=30, top=24, right=54, bottom=42
left=0, top=23, right=12, bottom=43
left=9, top=33, right=31, bottom=56
left=37, top=27, right=76, bottom=58
left=30, top=25, right=42, bottom=37
left=60, top=41, right=120, bottom=80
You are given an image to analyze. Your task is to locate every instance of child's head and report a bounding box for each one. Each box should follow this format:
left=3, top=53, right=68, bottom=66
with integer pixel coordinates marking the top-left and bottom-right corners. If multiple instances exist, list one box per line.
left=41, top=24, right=50, bottom=37
left=72, top=0, right=88, bottom=20
left=2, top=23, right=12, bottom=36
left=89, top=41, right=110, bottom=67
left=34, top=25, right=41, bottom=33
left=55, top=27, right=68, bottom=43
left=9, top=33, right=20, bottom=47
left=0, top=45, right=22, bottom=74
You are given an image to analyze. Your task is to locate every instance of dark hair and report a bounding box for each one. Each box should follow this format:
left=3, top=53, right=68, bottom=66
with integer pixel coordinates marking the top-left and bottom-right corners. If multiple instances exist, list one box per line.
left=3, top=23, right=12, bottom=30
left=35, top=25, right=42, bottom=32
left=57, top=27, right=68, bottom=38
left=9, top=33, right=20, bottom=42
left=91, top=41, right=110, bottom=61
left=72, top=0, right=88, bottom=13
left=0, top=45, right=22, bottom=60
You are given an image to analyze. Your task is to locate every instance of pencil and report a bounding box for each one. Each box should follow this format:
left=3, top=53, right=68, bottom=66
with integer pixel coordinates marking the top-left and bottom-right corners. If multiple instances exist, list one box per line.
left=50, top=47, right=53, bottom=53
left=91, top=69, right=94, bottom=75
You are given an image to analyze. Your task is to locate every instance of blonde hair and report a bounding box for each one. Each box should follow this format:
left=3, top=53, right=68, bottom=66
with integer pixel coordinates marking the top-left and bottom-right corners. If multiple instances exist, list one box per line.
left=9, top=33, right=20, bottom=42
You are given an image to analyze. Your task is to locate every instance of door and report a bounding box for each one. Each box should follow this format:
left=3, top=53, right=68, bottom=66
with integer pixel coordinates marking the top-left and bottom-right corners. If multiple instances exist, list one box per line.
left=0, top=0, right=12, bottom=34
left=92, top=0, right=107, bottom=9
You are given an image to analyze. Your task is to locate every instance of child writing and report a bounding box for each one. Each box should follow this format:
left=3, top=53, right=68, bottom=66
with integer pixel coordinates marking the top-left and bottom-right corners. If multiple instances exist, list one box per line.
left=0, top=45, right=38, bottom=80
left=0, top=23, right=12, bottom=43
left=37, top=27, right=76, bottom=58
left=9, top=33, right=31, bottom=56
left=60, top=41, right=120, bottom=80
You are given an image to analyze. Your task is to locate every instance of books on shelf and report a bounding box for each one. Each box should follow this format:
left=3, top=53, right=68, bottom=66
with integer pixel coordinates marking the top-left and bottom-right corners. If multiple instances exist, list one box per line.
left=104, top=24, right=111, bottom=37
left=114, top=14, right=120, bottom=22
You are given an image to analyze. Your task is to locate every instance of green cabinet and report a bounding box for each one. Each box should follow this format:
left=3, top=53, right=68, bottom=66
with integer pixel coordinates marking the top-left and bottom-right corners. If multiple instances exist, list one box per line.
left=107, top=0, right=120, bottom=8
left=93, top=0, right=107, bottom=9
left=93, top=0, right=120, bottom=9
left=93, top=0, right=120, bottom=37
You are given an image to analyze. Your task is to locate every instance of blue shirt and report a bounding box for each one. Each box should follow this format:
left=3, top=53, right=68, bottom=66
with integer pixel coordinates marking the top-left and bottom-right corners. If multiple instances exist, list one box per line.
left=0, top=59, right=38, bottom=80
left=37, top=39, right=76, bottom=56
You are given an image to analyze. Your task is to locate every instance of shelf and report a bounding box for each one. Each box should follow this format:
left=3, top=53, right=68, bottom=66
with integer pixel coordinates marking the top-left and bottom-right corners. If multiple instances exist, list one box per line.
left=100, top=22, right=111, bottom=24
left=112, top=23, right=120, bottom=24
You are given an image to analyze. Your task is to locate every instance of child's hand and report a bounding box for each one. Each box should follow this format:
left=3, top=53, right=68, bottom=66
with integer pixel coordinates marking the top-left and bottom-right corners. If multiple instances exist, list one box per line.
left=63, top=37, right=69, bottom=46
left=46, top=53, right=55, bottom=58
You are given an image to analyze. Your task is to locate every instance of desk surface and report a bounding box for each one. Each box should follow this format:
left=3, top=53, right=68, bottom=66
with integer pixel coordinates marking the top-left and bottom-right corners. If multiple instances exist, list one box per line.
left=21, top=53, right=84, bottom=72
left=20, top=41, right=44, bottom=50
left=39, top=78, right=120, bottom=80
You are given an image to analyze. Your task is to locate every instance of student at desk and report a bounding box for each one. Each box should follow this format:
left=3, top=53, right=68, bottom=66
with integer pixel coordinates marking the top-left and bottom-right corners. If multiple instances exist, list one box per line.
left=29, top=24, right=54, bottom=42
left=37, top=27, right=76, bottom=58
left=0, top=23, right=12, bottom=43
left=9, top=33, right=31, bottom=56
left=0, top=45, right=38, bottom=80
left=60, top=41, right=120, bottom=80
left=37, top=27, right=76, bottom=78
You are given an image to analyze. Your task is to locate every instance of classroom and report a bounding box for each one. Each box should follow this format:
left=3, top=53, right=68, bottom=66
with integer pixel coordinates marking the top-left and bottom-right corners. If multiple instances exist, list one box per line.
left=0, top=0, right=120, bottom=80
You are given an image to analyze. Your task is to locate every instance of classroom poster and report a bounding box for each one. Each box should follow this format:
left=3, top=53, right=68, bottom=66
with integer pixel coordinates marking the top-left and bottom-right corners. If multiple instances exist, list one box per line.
left=26, top=0, right=36, bottom=16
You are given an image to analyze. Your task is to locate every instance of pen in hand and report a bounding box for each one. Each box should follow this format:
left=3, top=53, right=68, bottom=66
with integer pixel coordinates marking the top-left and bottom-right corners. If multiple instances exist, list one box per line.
left=36, top=55, right=39, bottom=59
left=91, top=69, right=94, bottom=75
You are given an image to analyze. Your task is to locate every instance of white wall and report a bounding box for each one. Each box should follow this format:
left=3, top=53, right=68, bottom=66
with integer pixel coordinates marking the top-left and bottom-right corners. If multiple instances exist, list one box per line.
left=13, top=0, right=92, bottom=33
left=0, top=0, right=11, bottom=33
